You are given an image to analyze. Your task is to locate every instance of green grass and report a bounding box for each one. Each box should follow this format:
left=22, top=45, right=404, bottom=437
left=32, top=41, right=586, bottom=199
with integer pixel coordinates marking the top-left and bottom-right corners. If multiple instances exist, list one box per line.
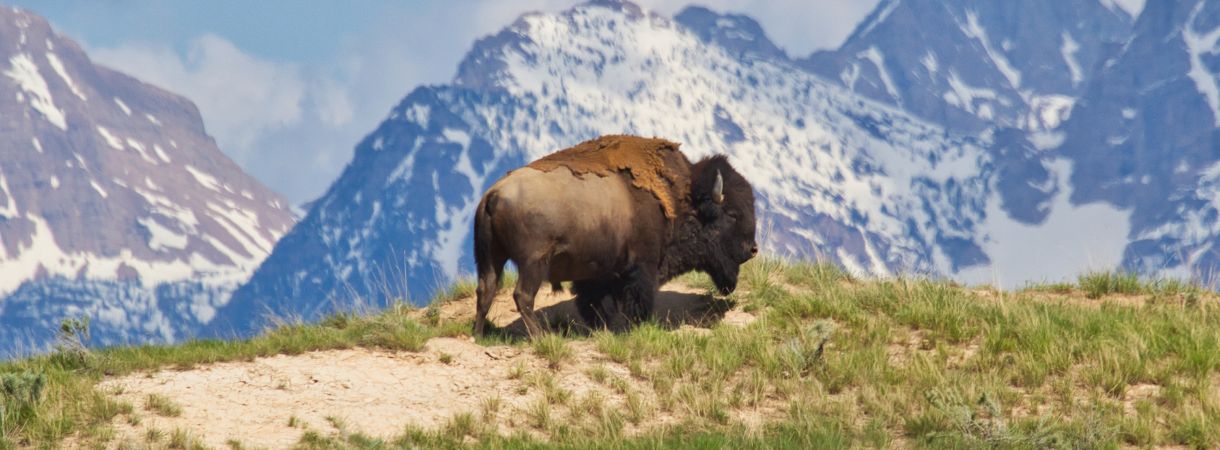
left=4, top=259, right=1220, bottom=448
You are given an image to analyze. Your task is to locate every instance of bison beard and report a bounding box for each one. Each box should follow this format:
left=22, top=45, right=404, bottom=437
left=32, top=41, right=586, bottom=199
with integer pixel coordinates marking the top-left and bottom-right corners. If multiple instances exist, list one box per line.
left=473, top=135, right=757, bottom=337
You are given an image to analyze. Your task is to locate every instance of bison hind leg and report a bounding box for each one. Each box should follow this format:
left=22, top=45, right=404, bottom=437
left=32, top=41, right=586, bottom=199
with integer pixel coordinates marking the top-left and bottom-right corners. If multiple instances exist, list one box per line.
left=572, top=279, right=613, bottom=330
left=474, top=254, right=507, bottom=336
left=613, top=265, right=658, bottom=326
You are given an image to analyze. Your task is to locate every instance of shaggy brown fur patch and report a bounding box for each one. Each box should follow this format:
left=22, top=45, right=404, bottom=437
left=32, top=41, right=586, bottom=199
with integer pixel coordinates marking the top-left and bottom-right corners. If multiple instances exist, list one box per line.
left=528, top=135, right=689, bottom=218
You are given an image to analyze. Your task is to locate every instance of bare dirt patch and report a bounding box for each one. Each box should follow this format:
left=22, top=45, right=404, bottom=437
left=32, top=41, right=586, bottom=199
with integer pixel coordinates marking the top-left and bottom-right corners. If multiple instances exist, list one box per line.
left=99, top=282, right=760, bottom=448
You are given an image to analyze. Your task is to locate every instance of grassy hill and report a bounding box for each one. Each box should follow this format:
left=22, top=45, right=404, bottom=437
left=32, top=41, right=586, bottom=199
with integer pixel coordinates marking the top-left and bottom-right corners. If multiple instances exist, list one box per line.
left=2, top=259, right=1219, bottom=449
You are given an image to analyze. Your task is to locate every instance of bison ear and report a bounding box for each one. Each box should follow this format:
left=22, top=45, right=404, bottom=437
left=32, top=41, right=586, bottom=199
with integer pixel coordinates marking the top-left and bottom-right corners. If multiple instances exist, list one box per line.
left=713, top=170, right=724, bottom=204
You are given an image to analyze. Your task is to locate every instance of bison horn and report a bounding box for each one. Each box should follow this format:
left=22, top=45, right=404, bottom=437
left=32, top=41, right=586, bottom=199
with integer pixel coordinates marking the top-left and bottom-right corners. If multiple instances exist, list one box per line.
left=713, top=170, right=724, bottom=204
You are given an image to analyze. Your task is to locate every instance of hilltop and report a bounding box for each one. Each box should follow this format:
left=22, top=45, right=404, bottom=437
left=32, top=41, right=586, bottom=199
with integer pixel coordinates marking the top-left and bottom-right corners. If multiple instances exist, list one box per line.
left=2, top=259, right=1219, bottom=448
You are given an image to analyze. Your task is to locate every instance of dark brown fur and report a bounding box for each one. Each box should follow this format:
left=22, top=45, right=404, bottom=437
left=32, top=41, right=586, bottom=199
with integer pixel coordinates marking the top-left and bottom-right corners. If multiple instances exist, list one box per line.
left=473, top=135, right=757, bottom=336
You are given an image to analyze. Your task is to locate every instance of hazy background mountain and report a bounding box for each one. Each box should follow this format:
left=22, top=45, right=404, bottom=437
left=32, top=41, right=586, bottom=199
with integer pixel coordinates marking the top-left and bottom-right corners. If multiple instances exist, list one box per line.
left=0, top=6, right=294, bottom=356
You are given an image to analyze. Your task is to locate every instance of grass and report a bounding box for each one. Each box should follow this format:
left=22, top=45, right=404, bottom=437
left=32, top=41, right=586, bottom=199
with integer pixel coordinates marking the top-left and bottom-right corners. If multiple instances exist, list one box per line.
left=4, top=260, right=1220, bottom=448
left=532, top=335, right=573, bottom=369
left=144, top=393, right=182, bottom=417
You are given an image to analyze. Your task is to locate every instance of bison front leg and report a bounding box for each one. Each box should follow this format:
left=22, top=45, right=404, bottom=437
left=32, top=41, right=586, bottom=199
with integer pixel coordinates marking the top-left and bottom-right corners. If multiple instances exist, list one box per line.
left=613, top=265, right=657, bottom=326
left=572, top=279, right=613, bottom=330
left=513, top=260, right=548, bottom=338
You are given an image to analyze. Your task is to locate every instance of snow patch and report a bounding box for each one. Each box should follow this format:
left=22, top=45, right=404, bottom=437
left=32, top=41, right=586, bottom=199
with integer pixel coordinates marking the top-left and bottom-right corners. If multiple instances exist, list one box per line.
left=858, top=46, right=899, bottom=101
left=96, top=126, right=123, bottom=150
left=0, top=173, right=18, bottom=218
left=31, top=137, right=42, bottom=153
left=49, top=176, right=59, bottom=189
left=90, top=180, right=108, bottom=198
left=920, top=51, right=938, bottom=75
left=1098, top=0, right=1145, bottom=19
left=126, top=138, right=157, bottom=164
left=4, top=53, right=67, bottom=130
left=138, top=217, right=189, bottom=251
left=1060, top=32, right=1083, bottom=86
left=1026, top=95, right=1074, bottom=131
left=114, top=97, right=132, bottom=115
left=46, top=52, right=86, bottom=100
left=857, top=0, right=900, bottom=38
left=943, top=71, right=998, bottom=117
left=184, top=165, right=222, bottom=191
left=960, top=11, right=1022, bottom=90
left=153, top=144, right=171, bottom=163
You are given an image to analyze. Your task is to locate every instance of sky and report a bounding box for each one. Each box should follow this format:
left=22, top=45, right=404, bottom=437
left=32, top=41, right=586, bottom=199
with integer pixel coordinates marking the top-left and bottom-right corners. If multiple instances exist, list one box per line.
left=6, top=0, right=881, bottom=205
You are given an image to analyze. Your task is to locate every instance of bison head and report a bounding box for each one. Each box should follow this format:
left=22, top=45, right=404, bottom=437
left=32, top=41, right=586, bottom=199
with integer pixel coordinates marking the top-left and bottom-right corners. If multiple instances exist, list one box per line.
left=691, top=156, right=757, bottom=294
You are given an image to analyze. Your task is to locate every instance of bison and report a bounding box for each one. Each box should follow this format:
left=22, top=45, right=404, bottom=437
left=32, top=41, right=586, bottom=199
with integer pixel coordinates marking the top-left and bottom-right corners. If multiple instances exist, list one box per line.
left=472, top=135, right=757, bottom=336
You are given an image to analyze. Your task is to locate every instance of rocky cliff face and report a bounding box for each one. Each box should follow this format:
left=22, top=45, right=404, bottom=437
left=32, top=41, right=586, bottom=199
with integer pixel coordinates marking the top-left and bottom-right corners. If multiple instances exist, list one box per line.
left=0, top=6, right=295, bottom=356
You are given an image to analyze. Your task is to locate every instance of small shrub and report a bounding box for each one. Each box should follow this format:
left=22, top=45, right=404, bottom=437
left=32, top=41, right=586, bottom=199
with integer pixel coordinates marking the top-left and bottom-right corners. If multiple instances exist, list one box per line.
left=778, top=321, right=835, bottom=376
left=0, top=371, right=46, bottom=406
left=51, top=316, right=94, bottom=368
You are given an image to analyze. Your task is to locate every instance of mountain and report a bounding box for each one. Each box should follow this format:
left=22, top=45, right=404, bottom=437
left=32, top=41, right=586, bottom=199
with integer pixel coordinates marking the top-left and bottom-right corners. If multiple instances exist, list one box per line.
left=0, top=6, right=295, bottom=356
left=799, top=0, right=1135, bottom=134
left=1055, top=0, right=1220, bottom=281
left=212, top=0, right=1001, bottom=336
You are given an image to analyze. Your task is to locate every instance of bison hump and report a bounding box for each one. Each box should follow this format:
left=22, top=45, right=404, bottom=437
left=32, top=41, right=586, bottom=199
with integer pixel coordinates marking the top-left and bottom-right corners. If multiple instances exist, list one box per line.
left=527, top=135, right=689, bottom=219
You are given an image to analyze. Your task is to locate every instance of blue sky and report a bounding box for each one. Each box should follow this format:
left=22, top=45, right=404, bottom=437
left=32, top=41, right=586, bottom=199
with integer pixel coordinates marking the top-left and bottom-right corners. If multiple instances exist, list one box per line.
left=8, top=0, right=883, bottom=204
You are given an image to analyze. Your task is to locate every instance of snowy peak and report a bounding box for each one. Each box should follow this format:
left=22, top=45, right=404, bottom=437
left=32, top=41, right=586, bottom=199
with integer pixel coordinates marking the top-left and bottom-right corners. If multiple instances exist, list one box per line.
left=801, top=0, right=1134, bottom=133
left=673, top=6, right=786, bottom=62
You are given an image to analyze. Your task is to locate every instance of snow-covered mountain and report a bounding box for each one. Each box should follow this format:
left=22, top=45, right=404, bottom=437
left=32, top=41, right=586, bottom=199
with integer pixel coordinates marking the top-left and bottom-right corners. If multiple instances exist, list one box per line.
left=0, top=6, right=295, bottom=356
left=800, top=0, right=1135, bottom=135
left=212, top=0, right=1003, bottom=336
left=1056, top=0, right=1220, bottom=282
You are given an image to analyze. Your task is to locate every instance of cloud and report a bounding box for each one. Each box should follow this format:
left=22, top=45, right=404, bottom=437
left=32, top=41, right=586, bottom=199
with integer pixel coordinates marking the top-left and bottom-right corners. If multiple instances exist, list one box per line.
left=91, top=34, right=306, bottom=166
left=312, top=78, right=354, bottom=127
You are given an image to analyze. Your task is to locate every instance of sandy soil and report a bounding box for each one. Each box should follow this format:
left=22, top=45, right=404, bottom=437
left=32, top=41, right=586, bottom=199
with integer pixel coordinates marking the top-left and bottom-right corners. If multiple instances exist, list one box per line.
left=98, top=282, right=759, bottom=449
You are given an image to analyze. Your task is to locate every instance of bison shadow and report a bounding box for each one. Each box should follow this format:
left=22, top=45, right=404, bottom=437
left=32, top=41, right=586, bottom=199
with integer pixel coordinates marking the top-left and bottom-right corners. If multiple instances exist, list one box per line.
left=495, top=289, right=737, bottom=338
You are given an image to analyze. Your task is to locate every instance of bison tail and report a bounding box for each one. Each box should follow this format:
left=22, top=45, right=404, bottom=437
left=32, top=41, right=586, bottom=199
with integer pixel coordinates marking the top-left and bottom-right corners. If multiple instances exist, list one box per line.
left=474, top=191, right=498, bottom=274
left=473, top=191, right=503, bottom=336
